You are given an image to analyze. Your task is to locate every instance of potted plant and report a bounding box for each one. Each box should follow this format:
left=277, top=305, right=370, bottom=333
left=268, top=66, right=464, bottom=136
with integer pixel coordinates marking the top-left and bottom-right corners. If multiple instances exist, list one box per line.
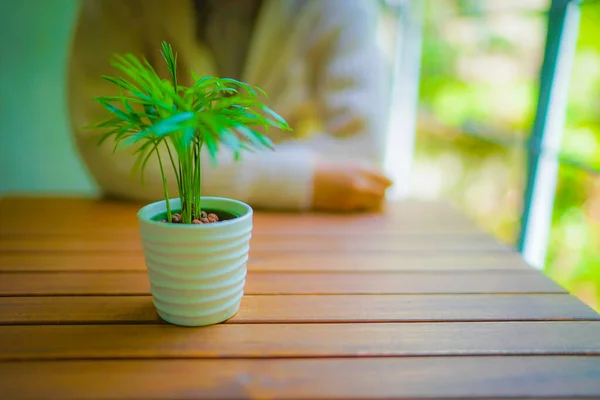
left=88, top=41, right=291, bottom=326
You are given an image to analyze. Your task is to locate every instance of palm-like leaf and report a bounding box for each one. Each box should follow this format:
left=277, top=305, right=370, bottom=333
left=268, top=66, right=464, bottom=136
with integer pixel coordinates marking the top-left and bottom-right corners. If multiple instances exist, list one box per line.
left=88, top=41, right=292, bottom=223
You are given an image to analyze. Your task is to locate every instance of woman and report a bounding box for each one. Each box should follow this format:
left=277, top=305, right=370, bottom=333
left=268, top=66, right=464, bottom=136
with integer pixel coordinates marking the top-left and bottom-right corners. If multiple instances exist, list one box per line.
left=67, top=0, right=393, bottom=211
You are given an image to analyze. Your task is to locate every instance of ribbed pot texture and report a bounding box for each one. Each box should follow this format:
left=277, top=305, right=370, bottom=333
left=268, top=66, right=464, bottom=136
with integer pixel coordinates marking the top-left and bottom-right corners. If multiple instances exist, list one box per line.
left=137, top=197, right=253, bottom=327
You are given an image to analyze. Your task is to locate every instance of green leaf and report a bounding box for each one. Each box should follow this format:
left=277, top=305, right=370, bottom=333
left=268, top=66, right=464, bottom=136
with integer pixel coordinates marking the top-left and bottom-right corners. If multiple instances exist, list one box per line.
left=160, top=41, right=178, bottom=90
left=86, top=41, right=293, bottom=220
left=193, top=76, right=212, bottom=87
left=205, top=87, right=238, bottom=99
left=95, top=116, right=126, bottom=129
left=96, top=100, right=139, bottom=124
left=139, top=140, right=162, bottom=185
left=220, top=128, right=242, bottom=151
left=196, top=113, right=224, bottom=135
left=111, top=53, right=162, bottom=97
left=97, top=127, right=122, bottom=147
left=203, top=133, right=219, bottom=165
left=261, top=105, right=291, bottom=130
left=151, top=111, right=195, bottom=135
left=131, top=139, right=156, bottom=182
left=119, top=89, right=135, bottom=115
left=93, top=95, right=169, bottom=113
left=219, top=78, right=268, bottom=98
left=181, top=127, right=196, bottom=148
left=125, top=111, right=196, bottom=145
left=236, top=124, right=274, bottom=150
left=101, top=76, right=140, bottom=94
left=110, top=59, right=151, bottom=93
left=252, top=131, right=275, bottom=150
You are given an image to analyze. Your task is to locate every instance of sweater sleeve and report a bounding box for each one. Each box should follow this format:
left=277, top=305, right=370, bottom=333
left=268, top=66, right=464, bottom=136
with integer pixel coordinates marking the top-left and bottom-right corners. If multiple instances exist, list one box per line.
left=300, top=0, right=391, bottom=166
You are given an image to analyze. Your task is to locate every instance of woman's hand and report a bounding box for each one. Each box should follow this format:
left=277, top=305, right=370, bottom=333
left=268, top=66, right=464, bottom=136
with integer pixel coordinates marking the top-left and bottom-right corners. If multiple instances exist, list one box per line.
left=312, top=159, right=393, bottom=212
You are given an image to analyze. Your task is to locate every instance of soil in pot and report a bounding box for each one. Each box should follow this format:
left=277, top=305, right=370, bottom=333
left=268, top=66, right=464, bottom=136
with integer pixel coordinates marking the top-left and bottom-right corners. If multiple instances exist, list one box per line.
left=151, top=208, right=239, bottom=225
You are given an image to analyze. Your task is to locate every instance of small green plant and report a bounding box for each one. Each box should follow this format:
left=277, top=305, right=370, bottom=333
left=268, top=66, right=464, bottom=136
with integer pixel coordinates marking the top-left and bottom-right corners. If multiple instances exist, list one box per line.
left=88, top=41, right=291, bottom=224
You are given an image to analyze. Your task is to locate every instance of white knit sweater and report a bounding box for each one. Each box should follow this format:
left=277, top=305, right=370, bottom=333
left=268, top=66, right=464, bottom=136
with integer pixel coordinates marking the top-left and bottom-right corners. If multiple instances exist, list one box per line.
left=68, top=0, right=390, bottom=210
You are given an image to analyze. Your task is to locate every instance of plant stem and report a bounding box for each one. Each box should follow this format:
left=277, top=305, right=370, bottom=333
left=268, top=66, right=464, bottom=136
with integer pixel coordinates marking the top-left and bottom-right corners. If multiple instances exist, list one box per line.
left=179, top=148, right=194, bottom=224
left=192, top=144, right=198, bottom=218
left=155, top=142, right=171, bottom=222
left=165, top=140, right=182, bottom=199
left=188, top=145, right=195, bottom=222
left=193, top=137, right=202, bottom=216
left=186, top=151, right=193, bottom=223
left=180, top=158, right=188, bottom=223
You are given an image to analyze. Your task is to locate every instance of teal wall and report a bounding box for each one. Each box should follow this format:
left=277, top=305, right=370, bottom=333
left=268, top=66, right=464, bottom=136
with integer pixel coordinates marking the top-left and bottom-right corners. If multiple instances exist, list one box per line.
left=0, top=0, right=97, bottom=195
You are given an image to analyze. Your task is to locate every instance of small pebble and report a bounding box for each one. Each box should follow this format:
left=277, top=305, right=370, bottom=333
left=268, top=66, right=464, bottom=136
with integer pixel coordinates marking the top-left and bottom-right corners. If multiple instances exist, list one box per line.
left=192, top=219, right=203, bottom=224
left=208, top=213, right=219, bottom=221
left=200, top=211, right=207, bottom=219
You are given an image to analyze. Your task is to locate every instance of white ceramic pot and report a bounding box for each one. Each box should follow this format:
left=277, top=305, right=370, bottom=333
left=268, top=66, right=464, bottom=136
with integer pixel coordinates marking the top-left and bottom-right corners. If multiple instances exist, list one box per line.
left=137, top=197, right=253, bottom=327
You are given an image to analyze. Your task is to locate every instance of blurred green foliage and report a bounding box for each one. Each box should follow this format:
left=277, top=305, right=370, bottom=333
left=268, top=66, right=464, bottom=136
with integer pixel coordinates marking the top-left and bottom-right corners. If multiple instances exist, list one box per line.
left=413, top=0, right=599, bottom=311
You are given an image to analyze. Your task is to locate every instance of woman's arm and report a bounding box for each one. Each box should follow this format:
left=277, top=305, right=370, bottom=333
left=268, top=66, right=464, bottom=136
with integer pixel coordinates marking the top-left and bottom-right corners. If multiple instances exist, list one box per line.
left=68, top=0, right=317, bottom=210
left=67, top=0, right=391, bottom=211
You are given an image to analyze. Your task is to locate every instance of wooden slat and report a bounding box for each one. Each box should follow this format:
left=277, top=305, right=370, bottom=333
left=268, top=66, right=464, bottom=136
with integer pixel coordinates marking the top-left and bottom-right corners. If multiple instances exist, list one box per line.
left=1, top=322, right=600, bottom=361
left=0, top=271, right=565, bottom=296
left=0, top=196, right=466, bottom=217
left=1, top=357, right=599, bottom=399
left=0, top=252, right=533, bottom=272
left=0, top=196, right=484, bottom=235
left=1, top=294, right=598, bottom=325
left=0, top=233, right=510, bottom=253
left=2, top=223, right=483, bottom=236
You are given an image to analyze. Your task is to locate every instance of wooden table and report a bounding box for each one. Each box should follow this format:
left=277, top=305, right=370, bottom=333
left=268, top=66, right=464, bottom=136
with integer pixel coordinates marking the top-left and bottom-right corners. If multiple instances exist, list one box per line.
left=0, top=196, right=599, bottom=399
